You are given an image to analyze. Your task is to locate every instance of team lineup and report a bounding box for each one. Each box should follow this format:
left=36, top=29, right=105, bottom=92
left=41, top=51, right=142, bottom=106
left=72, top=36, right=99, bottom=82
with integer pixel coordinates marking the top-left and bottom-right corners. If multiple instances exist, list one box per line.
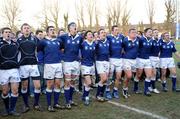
left=0, top=22, right=180, bottom=117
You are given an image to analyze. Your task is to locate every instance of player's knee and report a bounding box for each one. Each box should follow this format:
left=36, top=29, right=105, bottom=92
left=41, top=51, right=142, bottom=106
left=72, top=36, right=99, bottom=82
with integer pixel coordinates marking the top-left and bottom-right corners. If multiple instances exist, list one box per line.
left=127, top=73, right=132, bottom=79
left=34, top=83, right=41, bottom=89
left=11, top=88, right=19, bottom=95
left=171, top=70, right=176, bottom=76
left=64, top=80, right=70, bottom=87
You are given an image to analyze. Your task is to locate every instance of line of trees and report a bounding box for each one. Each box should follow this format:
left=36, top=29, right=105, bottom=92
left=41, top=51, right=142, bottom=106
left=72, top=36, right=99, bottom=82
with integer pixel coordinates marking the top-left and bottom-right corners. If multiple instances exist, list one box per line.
left=0, top=0, right=177, bottom=35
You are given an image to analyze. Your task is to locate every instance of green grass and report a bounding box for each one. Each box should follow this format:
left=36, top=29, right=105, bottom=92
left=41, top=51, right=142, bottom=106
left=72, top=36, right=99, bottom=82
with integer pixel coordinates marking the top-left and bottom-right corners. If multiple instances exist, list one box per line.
left=0, top=44, right=180, bottom=119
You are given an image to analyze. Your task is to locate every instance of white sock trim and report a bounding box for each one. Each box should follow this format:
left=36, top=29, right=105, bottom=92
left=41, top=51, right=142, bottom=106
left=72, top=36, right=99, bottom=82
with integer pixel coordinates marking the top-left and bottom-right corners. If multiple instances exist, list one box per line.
left=46, top=88, right=53, bottom=93
left=34, top=89, right=41, bottom=93
left=85, top=86, right=90, bottom=91
left=145, top=78, right=151, bottom=82
left=21, top=89, right=28, bottom=94
left=54, top=88, right=61, bottom=93
left=1, top=94, right=9, bottom=99
left=11, top=93, right=19, bottom=97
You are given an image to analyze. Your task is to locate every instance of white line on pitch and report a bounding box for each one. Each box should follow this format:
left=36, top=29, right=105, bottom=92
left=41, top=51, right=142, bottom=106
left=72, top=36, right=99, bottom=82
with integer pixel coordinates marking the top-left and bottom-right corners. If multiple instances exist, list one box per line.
left=78, top=91, right=168, bottom=119
left=107, top=100, right=168, bottom=119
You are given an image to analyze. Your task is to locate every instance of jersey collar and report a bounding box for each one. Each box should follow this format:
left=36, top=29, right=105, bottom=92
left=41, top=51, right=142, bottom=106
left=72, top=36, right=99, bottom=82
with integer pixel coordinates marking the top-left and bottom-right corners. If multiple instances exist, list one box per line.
left=152, top=37, right=160, bottom=42
left=3, top=38, right=12, bottom=44
left=46, top=36, right=56, bottom=41
left=144, top=36, right=151, bottom=42
left=85, top=40, right=93, bottom=45
left=163, top=39, right=172, bottom=45
left=100, top=38, right=107, bottom=43
left=111, top=34, right=119, bottom=40
left=68, top=33, right=79, bottom=40
left=127, top=36, right=136, bottom=42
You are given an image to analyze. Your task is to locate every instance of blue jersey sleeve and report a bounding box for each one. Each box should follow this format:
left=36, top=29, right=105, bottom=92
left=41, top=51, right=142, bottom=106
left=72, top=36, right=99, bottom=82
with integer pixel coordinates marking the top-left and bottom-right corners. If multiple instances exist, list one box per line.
left=37, top=39, right=45, bottom=52
left=57, top=34, right=68, bottom=49
left=172, top=43, right=177, bottom=53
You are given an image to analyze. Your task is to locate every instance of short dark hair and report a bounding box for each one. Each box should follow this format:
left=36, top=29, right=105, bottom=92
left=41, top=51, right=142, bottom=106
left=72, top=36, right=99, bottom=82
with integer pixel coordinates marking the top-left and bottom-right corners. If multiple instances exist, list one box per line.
left=16, top=31, right=21, bottom=38
left=21, top=23, right=30, bottom=30
left=144, top=28, right=152, bottom=33
left=137, top=31, right=143, bottom=36
left=84, top=30, right=92, bottom=38
left=58, top=28, right=64, bottom=34
left=35, top=29, right=43, bottom=35
left=93, top=31, right=98, bottom=36
left=152, top=29, right=158, bottom=32
left=68, top=22, right=76, bottom=31
left=111, top=25, right=118, bottom=31
left=46, top=26, right=54, bottom=33
left=1, top=27, right=11, bottom=33
left=128, top=28, right=136, bottom=33
left=98, top=28, right=105, bottom=35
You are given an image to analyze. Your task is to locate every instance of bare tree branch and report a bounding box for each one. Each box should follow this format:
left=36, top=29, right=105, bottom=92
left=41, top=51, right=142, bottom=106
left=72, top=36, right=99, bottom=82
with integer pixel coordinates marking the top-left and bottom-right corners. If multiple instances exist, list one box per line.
left=107, top=0, right=122, bottom=31
left=63, top=13, right=68, bottom=32
left=121, top=0, right=131, bottom=34
left=146, top=0, right=155, bottom=27
left=164, top=0, right=176, bottom=32
left=1, top=0, right=21, bottom=32
left=86, top=0, right=96, bottom=29
left=75, top=0, right=85, bottom=30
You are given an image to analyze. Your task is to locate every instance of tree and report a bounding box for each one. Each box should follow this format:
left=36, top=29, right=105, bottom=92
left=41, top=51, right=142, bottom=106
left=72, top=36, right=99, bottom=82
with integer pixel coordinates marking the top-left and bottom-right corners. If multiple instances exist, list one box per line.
left=107, top=0, right=122, bottom=27
left=63, top=13, right=69, bottom=32
left=138, top=21, right=145, bottom=32
left=1, top=0, right=21, bottom=32
left=164, top=0, right=176, bottom=33
left=121, top=0, right=131, bottom=34
left=39, top=0, right=49, bottom=30
left=75, top=0, right=85, bottom=30
left=86, top=0, right=96, bottom=30
left=146, top=0, right=155, bottom=28
left=38, top=0, right=61, bottom=31
left=49, top=0, right=61, bottom=31
left=94, top=4, right=100, bottom=31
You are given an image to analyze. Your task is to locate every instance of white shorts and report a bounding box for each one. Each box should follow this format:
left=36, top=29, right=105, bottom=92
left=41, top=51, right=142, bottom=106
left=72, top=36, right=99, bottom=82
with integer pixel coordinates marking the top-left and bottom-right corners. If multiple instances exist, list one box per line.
left=96, top=61, right=110, bottom=74
left=63, top=61, right=80, bottom=76
left=123, top=59, right=137, bottom=72
left=160, top=58, right=175, bottom=69
left=81, top=65, right=95, bottom=76
left=19, top=65, right=40, bottom=78
left=0, top=68, right=20, bottom=85
left=136, top=58, right=152, bottom=69
left=109, top=58, right=123, bottom=73
left=150, top=56, right=160, bottom=68
left=44, top=63, right=63, bottom=79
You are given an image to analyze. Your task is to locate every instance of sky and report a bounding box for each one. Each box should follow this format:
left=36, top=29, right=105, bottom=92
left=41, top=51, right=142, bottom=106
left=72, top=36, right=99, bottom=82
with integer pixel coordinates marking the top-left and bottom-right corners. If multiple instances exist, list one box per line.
left=0, top=0, right=174, bottom=29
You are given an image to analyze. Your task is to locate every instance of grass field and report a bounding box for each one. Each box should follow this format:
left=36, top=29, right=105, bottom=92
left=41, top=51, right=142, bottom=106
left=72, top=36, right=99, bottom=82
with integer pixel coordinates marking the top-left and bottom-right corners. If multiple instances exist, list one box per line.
left=0, top=44, right=180, bottom=119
